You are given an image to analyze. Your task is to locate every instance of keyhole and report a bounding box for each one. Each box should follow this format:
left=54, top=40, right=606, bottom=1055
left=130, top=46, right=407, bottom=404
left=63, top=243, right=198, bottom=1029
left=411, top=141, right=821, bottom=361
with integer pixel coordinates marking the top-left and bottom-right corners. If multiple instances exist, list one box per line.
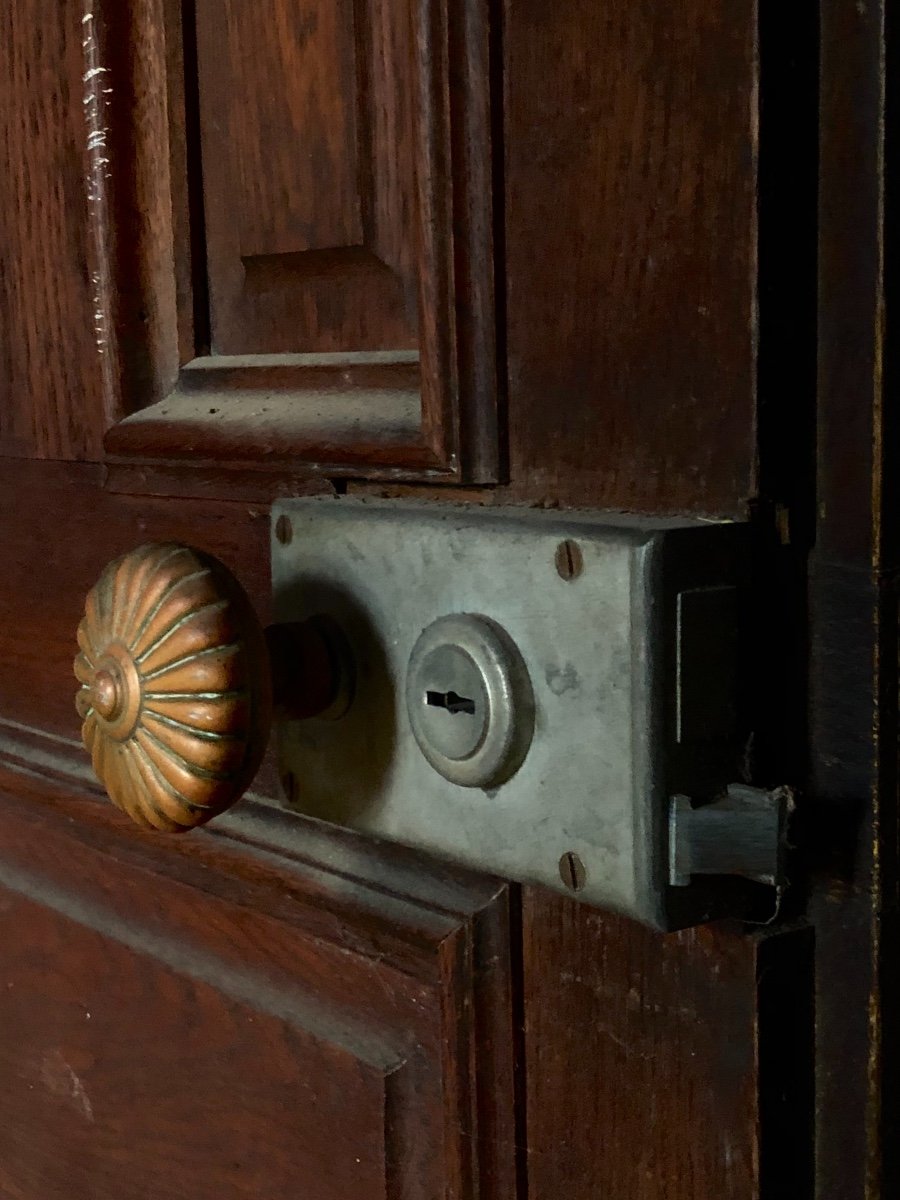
left=426, top=690, right=477, bottom=716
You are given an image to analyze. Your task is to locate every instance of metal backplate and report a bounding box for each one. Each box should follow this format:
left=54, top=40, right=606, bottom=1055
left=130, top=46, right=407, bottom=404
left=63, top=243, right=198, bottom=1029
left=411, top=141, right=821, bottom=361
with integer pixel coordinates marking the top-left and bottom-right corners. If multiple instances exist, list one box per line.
left=272, top=498, right=750, bottom=928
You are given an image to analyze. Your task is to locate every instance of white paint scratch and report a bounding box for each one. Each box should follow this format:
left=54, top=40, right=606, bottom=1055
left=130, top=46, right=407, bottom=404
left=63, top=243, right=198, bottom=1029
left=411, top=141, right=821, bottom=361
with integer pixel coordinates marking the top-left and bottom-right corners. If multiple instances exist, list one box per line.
left=41, top=1050, right=95, bottom=1123
left=81, top=10, right=113, bottom=360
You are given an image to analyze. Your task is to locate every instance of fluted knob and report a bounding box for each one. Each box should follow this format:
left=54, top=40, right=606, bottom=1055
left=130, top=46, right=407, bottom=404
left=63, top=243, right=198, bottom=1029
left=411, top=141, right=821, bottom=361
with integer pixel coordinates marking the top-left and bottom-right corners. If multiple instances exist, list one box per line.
left=74, top=544, right=271, bottom=831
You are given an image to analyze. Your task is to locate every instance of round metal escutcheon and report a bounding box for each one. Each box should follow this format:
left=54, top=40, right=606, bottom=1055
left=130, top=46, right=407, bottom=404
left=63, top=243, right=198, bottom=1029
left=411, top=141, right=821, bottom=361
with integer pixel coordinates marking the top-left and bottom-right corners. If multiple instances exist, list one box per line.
left=405, top=614, right=534, bottom=789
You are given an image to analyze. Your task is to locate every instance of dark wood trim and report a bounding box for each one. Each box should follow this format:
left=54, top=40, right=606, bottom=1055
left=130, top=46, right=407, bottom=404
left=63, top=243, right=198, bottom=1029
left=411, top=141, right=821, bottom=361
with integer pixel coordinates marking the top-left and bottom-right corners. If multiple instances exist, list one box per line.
left=804, top=2, right=899, bottom=1195
left=501, top=0, right=758, bottom=515
left=0, top=717, right=520, bottom=1199
left=0, top=715, right=508, bottom=970
left=83, top=0, right=500, bottom=494
left=105, top=388, right=447, bottom=481
left=175, top=353, right=423, bottom=394
left=103, top=463, right=337, bottom=505
left=104, top=350, right=456, bottom=483
left=519, top=893, right=807, bottom=1200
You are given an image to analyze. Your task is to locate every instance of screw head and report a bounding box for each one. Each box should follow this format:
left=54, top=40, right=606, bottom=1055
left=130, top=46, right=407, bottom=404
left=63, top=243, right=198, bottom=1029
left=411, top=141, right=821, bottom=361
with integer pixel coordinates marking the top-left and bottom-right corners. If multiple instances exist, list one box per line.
left=559, top=850, right=587, bottom=893
left=275, top=514, right=293, bottom=545
left=555, top=539, right=584, bottom=581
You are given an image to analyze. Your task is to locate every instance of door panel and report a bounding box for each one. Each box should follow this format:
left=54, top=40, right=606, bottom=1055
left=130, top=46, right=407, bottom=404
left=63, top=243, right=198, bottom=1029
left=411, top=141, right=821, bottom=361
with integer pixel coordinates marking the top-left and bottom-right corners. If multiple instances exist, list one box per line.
left=195, top=0, right=420, bottom=353
left=522, top=897, right=815, bottom=1199
left=0, top=462, right=274, bottom=739
left=3, top=0, right=888, bottom=1197
left=88, top=0, right=498, bottom=486
left=0, top=757, right=515, bottom=1200
left=810, top=1, right=898, bottom=1191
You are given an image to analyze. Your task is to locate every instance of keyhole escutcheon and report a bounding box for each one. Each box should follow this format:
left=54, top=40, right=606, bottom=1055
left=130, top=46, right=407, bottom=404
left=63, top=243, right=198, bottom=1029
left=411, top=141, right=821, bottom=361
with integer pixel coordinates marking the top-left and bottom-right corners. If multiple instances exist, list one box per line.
left=426, top=690, right=477, bottom=716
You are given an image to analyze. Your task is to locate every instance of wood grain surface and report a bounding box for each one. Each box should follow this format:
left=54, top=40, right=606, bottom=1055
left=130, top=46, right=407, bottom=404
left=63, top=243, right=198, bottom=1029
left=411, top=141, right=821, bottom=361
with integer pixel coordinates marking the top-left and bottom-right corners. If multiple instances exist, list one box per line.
left=0, top=748, right=516, bottom=1200
left=503, top=0, right=758, bottom=515
left=524, top=902, right=756, bottom=1199
left=804, top=1, right=900, bottom=1195
left=2, top=1, right=893, bottom=1197
left=72, top=0, right=501, bottom=485
left=194, top=0, right=418, bottom=354
left=0, top=0, right=110, bottom=458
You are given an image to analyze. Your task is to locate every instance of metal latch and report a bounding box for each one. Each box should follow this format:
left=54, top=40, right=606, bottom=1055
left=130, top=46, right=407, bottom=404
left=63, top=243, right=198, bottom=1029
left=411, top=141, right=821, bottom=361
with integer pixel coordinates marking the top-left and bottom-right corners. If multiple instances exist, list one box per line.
left=272, top=498, right=790, bottom=930
left=669, top=785, right=792, bottom=888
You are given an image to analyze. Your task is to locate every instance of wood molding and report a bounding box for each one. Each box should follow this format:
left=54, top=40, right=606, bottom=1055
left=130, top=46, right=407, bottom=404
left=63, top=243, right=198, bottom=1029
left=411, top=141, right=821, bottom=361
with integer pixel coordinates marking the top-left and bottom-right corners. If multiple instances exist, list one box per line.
left=0, top=711, right=518, bottom=1196
left=84, top=0, right=501, bottom=492
left=0, top=714, right=508, bottom=973
left=804, top=0, right=899, bottom=1192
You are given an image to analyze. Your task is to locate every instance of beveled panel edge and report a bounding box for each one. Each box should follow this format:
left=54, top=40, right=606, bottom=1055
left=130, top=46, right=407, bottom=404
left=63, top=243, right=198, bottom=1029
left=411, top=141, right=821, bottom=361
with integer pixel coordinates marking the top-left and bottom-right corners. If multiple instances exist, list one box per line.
left=104, top=388, right=453, bottom=482
left=87, top=0, right=501, bottom=492
left=0, top=714, right=510, bottom=974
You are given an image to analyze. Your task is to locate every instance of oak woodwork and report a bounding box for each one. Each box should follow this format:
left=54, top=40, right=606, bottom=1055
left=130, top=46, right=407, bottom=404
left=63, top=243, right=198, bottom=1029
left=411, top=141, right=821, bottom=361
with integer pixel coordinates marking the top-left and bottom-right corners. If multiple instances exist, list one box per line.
left=503, top=0, right=758, bottom=515
left=83, top=0, right=500, bottom=487
left=0, top=460, right=773, bottom=1199
left=0, top=0, right=110, bottom=459
left=75, top=544, right=271, bottom=830
left=0, top=462, right=273, bottom=743
left=0, top=730, right=517, bottom=1200
left=1, top=0, right=893, bottom=1195
left=194, top=0, right=419, bottom=356
left=521, top=897, right=813, bottom=1199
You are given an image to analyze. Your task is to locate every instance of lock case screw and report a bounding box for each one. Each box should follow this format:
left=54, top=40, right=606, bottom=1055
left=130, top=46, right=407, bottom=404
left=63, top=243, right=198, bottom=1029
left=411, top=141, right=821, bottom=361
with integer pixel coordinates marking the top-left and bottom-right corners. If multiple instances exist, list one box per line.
left=275, top=514, right=293, bottom=545
left=555, top=539, right=584, bottom=581
left=559, top=851, right=587, bottom=893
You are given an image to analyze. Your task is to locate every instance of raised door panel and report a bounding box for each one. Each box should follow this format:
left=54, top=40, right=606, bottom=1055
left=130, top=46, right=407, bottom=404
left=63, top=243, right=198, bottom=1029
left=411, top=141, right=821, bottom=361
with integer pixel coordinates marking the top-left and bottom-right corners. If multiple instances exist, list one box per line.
left=98, top=0, right=499, bottom=488
left=0, top=752, right=516, bottom=1200
left=196, top=0, right=419, bottom=356
left=0, top=457, right=515, bottom=1199
left=0, top=2, right=499, bottom=486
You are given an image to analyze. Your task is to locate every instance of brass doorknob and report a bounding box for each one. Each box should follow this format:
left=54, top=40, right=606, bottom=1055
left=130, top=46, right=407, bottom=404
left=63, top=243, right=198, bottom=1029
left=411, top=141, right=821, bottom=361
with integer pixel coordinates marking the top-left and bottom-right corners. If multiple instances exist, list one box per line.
left=74, top=544, right=272, bottom=831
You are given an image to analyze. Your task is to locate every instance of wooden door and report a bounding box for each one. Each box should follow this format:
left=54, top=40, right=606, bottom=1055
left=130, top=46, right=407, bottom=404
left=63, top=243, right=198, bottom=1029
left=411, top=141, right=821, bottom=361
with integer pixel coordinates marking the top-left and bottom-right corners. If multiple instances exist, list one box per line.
left=0, top=2, right=893, bottom=1197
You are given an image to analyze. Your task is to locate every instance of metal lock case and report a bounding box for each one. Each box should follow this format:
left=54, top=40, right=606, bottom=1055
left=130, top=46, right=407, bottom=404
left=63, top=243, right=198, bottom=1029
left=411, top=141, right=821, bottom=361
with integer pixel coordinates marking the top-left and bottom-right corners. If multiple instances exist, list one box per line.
left=273, top=498, right=783, bottom=930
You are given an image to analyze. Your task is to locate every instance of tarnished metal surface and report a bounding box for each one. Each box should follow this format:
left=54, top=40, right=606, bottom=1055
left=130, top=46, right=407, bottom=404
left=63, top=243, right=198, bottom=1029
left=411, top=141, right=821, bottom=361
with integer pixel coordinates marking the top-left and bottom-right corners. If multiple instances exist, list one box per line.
left=273, top=498, right=762, bottom=927
left=405, top=614, right=535, bottom=788
left=669, top=785, right=792, bottom=888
